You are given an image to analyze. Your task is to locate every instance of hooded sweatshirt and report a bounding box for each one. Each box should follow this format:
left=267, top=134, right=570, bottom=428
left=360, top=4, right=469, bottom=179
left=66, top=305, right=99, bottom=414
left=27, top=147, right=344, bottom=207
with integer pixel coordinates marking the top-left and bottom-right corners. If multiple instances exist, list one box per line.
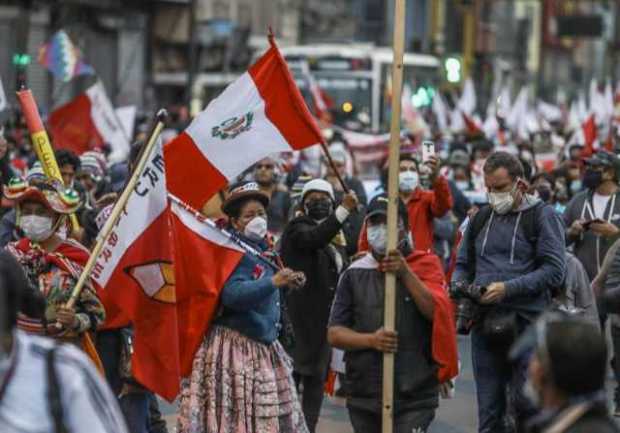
left=452, top=195, right=566, bottom=317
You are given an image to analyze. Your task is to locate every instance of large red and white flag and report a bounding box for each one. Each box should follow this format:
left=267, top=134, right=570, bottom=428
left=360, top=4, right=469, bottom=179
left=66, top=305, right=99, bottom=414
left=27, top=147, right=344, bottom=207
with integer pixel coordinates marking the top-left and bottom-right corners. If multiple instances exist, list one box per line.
left=91, top=137, right=180, bottom=400
left=169, top=198, right=244, bottom=375
left=165, top=35, right=323, bottom=210
left=48, top=80, right=130, bottom=162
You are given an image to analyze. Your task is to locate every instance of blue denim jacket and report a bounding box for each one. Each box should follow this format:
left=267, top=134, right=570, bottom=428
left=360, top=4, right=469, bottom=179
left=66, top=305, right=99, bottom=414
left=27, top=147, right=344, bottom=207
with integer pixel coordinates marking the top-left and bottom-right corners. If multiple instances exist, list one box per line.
left=214, top=236, right=281, bottom=344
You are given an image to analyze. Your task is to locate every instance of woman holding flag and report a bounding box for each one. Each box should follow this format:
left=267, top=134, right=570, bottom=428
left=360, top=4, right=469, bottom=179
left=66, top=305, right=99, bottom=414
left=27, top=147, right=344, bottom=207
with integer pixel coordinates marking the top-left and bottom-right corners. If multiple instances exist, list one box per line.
left=3, top=177, right=105, bottom=367
left=178, top=182, right=309, bottom=433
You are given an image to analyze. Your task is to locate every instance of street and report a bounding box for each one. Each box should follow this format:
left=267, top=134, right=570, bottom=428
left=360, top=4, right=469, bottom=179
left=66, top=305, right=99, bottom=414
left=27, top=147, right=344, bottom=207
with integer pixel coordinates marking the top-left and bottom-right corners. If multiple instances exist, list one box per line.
left=162, top=337, right=478, bottom=433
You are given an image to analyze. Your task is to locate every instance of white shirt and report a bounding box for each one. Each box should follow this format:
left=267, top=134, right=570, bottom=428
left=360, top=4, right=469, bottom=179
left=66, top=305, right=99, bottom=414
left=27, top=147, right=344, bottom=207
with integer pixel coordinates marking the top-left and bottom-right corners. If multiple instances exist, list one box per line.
left=0, top=331, right=127, bottom=433
left=592, top=193, right=611, bottom=220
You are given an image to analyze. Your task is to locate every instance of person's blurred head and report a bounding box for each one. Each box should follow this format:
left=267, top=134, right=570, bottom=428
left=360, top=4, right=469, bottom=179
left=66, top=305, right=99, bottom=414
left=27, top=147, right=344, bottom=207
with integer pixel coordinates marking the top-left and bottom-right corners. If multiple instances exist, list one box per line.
left=530, top=172, right=555, bottom=204
left=77, top=154, right=105, bottom=192
left=301, top=179, right=335, bottom=221
left=0, top=250, right=45, bottom=335
left=399, top=153, right=419, bottom=193
left=325, top=145, right=348, bottom=178
left=222, top=182, right=270, bottom=241
left=568, top=144, right=583, bottom=162
left=472, top=139, right=494, bottom=162
left=253, top=157, right=278, bottom=187
left=484, top=152, right=527, bottom=214
left=365, top=194, right=411, bottom=256
left=524, top=317, right=607, bottom=409
left=55, top=149, right=81, bottom=187
left=583, top=151, right=620, bottom=192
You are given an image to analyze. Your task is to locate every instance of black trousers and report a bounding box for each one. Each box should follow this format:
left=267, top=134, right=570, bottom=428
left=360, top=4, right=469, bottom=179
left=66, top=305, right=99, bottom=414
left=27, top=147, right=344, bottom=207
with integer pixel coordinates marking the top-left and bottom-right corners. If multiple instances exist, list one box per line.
left=347, top=405, right=435, bottom=433
left=293, top=373, right=325, bottom=433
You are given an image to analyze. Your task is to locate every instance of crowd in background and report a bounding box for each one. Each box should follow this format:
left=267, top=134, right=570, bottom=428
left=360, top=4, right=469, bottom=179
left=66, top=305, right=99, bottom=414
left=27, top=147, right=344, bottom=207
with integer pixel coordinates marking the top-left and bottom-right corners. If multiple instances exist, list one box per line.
left=2, top=95, right=620, bottom=433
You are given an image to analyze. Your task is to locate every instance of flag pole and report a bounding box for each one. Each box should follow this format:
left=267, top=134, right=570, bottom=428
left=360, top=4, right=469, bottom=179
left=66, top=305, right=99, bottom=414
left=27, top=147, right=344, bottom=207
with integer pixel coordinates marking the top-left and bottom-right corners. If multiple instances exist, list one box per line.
left=383, top=1, right=406, bottom=433
left=319, top=140, right=350, bottom=193
left=16, top=88, right=81, bottom=232
left=65, top=109, right=168, bottom=309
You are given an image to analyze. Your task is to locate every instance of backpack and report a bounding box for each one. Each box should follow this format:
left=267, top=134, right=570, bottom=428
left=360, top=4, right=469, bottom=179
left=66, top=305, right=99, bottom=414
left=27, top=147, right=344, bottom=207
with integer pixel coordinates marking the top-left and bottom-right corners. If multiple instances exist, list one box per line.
left=466, top=202, right=564, bottom=296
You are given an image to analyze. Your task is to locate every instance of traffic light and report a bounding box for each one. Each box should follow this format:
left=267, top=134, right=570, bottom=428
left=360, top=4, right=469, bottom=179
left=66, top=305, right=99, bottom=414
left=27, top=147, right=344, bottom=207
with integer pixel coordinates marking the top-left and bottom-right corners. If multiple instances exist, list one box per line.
left=444, top=57, right=462, bottom=83
left=411, top=86, right=436, bottom=107
left=12, top=53, right=31, bottom=67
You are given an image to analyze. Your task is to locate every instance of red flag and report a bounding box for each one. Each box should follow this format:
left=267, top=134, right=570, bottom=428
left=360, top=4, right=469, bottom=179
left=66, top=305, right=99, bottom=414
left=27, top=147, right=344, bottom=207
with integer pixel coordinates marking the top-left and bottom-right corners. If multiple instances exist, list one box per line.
left=169, top=199, right=244, bottom=375
left=164, top=35, right=323, bottom=211
left=462, top=112, right=483, bottom=136
left=91, top=137, right=180, bottom=400
left=582, top=114, right=597, bottom=157
left=48, top=81, right=130, bottom=161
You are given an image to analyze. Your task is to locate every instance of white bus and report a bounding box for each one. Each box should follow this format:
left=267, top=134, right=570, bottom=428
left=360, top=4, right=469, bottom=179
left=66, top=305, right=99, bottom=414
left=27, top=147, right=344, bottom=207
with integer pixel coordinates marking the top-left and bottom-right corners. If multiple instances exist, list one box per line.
left=281, top=44, right=441, bottom=132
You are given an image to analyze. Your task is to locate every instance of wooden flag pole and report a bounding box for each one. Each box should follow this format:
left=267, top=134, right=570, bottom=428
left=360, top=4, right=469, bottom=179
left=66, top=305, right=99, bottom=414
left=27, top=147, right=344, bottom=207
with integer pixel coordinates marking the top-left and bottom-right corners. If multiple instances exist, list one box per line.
left=65, top=109, right=168, bottom=309
left=383, top=1, right=406, bottom=433
left=319, top=140, right=350, bottom=193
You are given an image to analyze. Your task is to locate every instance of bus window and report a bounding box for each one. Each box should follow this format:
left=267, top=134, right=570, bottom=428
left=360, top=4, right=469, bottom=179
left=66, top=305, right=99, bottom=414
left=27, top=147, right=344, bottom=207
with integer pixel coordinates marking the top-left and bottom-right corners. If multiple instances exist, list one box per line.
left=315, top=76, right=372, bottom=127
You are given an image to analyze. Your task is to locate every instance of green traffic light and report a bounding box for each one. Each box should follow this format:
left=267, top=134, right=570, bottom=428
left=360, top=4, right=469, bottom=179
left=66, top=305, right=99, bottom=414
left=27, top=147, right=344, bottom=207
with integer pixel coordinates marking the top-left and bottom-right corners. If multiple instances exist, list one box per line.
left=12, top=53, right=31, bottom=66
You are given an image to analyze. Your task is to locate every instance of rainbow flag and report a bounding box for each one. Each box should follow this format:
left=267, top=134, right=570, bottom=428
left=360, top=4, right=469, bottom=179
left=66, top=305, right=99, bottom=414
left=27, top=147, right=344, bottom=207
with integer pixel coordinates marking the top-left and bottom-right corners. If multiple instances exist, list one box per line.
left=38, top=30, right=94, bottom=82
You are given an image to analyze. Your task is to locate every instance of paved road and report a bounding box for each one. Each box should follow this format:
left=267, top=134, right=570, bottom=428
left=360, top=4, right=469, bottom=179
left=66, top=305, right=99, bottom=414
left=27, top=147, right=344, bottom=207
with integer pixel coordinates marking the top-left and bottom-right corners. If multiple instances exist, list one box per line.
left=162, top=336, right=478, bottom=433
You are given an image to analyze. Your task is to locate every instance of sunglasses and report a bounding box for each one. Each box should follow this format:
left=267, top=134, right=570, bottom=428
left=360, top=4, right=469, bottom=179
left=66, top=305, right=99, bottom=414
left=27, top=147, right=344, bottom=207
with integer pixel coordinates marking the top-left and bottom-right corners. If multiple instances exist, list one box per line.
left=255, top=164, right=274, bottom=170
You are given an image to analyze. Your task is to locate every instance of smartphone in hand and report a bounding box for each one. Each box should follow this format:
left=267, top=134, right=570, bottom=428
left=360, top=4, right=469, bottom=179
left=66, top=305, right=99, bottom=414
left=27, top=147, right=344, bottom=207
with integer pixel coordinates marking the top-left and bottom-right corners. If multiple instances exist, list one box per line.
left=422, top=140, right=435, bottom=163
left=583, top=218, right=606, bottom=230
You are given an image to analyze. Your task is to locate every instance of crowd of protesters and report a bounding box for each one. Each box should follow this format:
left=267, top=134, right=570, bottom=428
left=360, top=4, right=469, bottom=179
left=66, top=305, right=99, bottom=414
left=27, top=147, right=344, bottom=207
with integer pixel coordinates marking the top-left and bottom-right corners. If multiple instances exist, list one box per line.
left=2, top=97, right=620, bottom=433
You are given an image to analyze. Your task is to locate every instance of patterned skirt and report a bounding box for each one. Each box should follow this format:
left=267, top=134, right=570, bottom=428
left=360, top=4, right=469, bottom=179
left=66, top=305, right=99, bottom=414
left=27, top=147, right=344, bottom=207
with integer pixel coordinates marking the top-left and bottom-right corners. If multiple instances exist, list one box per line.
left=177, top=325, right=309, bottom=433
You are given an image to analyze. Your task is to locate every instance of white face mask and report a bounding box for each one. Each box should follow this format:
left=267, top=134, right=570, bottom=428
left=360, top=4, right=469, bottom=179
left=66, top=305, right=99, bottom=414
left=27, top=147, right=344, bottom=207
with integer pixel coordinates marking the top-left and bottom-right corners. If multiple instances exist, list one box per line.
left=20, top=215, right=55, bottom=242
left=367, top=224, right=387, bottom=255
left=399, top=171, right=419, bottom=192
left=487, top=183, right=518, bottom=215
left=244, top=216, right=268, bottom=241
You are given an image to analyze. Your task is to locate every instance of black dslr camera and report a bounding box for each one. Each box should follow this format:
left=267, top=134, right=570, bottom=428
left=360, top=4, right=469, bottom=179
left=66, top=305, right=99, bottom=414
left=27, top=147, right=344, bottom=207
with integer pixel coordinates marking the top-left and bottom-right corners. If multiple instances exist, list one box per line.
left=449, top=281, right=487, bottom=335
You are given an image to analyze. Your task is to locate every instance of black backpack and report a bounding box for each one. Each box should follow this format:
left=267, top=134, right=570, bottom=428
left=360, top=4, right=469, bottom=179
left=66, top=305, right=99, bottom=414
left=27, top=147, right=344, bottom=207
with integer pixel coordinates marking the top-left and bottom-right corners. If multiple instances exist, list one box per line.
left=466, top=202, right=564, bottom=296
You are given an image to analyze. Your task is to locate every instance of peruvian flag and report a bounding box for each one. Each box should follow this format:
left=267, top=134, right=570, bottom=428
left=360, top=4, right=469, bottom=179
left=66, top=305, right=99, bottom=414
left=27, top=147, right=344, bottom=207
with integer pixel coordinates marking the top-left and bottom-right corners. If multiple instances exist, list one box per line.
left=169, top=198, right=244, bottom=375
left=48, top=80, right=130, bottom=162
left=165, top=35, right=323, bottom=210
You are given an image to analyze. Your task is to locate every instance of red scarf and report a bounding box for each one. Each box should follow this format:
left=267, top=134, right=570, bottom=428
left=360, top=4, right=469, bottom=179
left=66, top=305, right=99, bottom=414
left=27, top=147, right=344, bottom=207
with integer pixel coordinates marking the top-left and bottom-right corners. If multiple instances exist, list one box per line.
left=406, top=251, right=459, bottom=383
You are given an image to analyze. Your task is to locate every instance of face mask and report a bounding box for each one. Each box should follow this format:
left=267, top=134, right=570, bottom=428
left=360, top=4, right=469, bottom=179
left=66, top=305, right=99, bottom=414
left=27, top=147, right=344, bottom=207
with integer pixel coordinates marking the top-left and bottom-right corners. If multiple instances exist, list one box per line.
left=244, top=216, right=267, bottom=241
left=569, top=179, right=582, bottom=194
left=305, top=199, right=332, bottom=221
left=399, top=171, right=419, bottom=192
left=554, top=202, right=566, bottom=214
left=367, top=224, right=387, bottom=256
left=487, top=183, right=517, bottom=215
left=583, top=170, right=603, bottom=190
left=455, top=180, right=470, bottom=191
left=535, top=187, right=552, bottom=203
left=20, top=215, right=55, bottom=242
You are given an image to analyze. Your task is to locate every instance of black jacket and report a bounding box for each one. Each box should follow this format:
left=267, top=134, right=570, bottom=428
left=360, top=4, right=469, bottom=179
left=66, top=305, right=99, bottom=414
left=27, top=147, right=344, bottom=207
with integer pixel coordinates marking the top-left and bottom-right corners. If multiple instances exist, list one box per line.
left=280, top=213, right=348, bottom=377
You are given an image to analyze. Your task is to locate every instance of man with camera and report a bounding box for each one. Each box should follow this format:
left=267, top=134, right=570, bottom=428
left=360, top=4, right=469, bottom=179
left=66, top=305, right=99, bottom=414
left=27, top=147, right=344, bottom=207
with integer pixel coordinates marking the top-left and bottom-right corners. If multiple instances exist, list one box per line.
left=452, top=152, right=566, bottom=433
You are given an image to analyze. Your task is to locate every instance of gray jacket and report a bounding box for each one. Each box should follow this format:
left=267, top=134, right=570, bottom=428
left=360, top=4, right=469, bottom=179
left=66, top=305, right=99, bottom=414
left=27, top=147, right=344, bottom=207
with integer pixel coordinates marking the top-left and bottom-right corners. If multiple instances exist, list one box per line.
left=559, top=253, right=600, bottom=329
left=564, top=189, right=620, bottom=279
left=453, top=196, right=566, bottom=317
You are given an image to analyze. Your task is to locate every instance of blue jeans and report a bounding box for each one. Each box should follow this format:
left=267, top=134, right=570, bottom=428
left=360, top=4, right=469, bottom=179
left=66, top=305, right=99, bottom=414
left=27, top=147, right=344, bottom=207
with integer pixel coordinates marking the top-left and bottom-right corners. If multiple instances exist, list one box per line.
left=471, top=327, right=536, bottom=433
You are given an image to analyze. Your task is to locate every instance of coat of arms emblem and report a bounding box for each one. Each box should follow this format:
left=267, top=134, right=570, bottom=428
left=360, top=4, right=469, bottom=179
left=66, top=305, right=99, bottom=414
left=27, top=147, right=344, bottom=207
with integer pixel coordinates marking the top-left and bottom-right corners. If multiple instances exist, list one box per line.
left=211, top=112, right=254, bottom=140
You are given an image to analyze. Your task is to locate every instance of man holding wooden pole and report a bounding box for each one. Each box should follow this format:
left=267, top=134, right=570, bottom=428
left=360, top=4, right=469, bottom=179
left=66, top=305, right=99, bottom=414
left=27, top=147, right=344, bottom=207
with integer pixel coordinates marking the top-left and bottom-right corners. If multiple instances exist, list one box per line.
left=326, top=2, right=458, bottom=432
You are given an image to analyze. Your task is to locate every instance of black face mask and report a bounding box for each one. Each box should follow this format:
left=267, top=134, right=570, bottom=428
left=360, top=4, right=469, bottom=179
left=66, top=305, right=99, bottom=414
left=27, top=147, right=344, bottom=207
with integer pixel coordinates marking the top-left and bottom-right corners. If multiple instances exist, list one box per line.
left=583, top=169, right=603, bottom=190
left=305, top=199, right=332, bottom=221
left=536, top=187, right=552, bottom=203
